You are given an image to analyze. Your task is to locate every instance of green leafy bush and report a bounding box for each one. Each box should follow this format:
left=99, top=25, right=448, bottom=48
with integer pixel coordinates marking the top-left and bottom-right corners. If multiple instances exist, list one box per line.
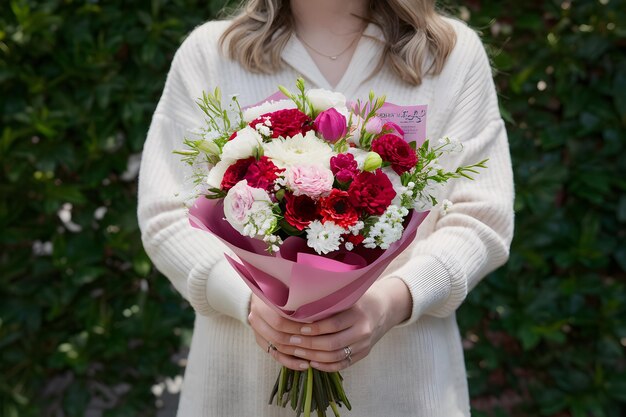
left=0, top=0, right=624, bottom=416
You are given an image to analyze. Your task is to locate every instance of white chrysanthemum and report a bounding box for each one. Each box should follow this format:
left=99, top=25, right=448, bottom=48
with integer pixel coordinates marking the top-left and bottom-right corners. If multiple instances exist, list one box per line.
left=263, top=130, right=335, bottom=169
left=221, top=126, right=262, bottom=162
left=243, top=99, right=297, bottom=122
left=348, top=221, right=365, bottom=235
left=306, top=88, right=347, bottom=112
left=306, top=220, right=346, bottom=254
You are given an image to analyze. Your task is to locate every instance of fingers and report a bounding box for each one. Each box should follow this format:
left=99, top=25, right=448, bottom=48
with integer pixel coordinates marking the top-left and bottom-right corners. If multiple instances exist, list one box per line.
left=309, top=347, right=368, bottom=372
left=249, top=295, right=306, bottom=335
left=298, top=309, right=359, bottom=336
left=279, top=339, right=368, bottom=365
left=253, top=333, right=310, bottom=371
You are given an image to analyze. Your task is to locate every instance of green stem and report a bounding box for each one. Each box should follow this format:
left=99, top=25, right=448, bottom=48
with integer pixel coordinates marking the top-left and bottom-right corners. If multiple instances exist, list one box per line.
left=304, top=367, right=314, bottom=417
left=290, top=370, right=301, bottom=410
left=277, top=366, right=287, bottom=406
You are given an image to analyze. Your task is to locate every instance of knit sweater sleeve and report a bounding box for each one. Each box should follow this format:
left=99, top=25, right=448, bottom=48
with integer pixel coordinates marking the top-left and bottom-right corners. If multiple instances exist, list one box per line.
left=391, top=25, right=515, bottom=327
left=137, top=24, right=252, bottom=326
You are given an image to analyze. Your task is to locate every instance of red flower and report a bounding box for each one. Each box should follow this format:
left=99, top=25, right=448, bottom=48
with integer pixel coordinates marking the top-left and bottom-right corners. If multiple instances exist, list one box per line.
left=347, top=170, right=396, bottom=215
left=371, top=134, right=418, bottom=175
left=250, top=109, right=313, bottom=139
left=221, top=156, right=283, bottom=191
left=221, top=157, right=254, bottom=191
left=330, top=153, right=359, bottom=183
left=244, top=156, right=284, bottom=191
left=284, top=193, right=320, bottom=231
left=344, top=233, right=365, bottom=247
left=320, top=189, right=359, bottom=229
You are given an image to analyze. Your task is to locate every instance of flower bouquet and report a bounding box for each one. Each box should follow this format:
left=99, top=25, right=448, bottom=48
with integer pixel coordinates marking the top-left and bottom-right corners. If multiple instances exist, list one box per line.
left=176, top=78, right=487, bottom=416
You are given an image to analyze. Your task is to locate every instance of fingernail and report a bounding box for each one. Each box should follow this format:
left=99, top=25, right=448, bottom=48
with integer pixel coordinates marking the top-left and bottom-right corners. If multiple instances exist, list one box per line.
left=294, top=348, right=307, bottom=357
left=299, top=362, right=309, bottom=369
left=310, top=361, right=320, bottom=368
left=290, top=336, right=302, bottom=344
left=301, top=326, right=312, bottom=334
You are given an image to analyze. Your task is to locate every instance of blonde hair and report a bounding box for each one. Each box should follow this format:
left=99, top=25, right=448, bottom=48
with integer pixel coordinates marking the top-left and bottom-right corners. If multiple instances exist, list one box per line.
left=219, top=0, right=457, bottom=86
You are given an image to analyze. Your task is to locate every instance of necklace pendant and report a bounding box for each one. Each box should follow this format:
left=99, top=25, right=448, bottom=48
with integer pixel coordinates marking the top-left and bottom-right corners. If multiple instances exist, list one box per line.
left=330, top=56, right=337, bottom=60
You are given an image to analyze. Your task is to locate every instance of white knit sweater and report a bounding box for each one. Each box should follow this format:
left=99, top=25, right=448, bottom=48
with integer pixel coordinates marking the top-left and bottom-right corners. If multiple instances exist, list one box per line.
left=138, top=17, right=514, bottom=417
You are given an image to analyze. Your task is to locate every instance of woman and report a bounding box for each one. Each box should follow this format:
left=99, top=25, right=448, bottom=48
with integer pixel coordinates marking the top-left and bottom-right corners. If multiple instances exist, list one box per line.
left=138, top=0, right=514, bottom=415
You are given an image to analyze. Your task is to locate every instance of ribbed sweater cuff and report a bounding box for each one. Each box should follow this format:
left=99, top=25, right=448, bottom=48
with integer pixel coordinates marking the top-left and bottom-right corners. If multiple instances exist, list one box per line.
left=188, top=257, right=252, bottom=327
left=391, top=255, right=453, bottom=327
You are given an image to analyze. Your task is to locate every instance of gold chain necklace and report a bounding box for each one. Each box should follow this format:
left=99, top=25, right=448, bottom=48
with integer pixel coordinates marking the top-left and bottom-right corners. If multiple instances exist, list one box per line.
left=296, top=32, right=361, bottom=60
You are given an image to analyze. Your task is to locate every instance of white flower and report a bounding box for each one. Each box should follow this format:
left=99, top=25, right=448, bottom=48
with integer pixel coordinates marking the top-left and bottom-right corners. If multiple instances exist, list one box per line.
left=362, top=205, right=407, bottom=249
left=306, top=220, right=346, bottom=254
left=440, top=199, right=453, bottom=216
left=438, top=136, right=463, bottom=153
left=243, top=99, right=297, bottom=122
left=223, top=180, right=275, bottom=236
left=242, top=202, right=277, bottom=238
left=346, top=147, right=369, bottom=170
left=306, top=88, right=347, bottom=112
left=346, top=115, right=366, bottom=145
left=263, top=130, right=335, bottom=169
left=413, top=180, right=444, bottom=211
left=206, top=160, right=230, bottom=189
left=220, top=126, right=262, bottom=162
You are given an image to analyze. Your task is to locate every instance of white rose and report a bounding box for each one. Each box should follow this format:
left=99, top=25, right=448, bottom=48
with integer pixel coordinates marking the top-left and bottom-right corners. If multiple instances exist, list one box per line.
left=306, top=88, right=347, bottom=112
left=206, top=160, right=230, bottom=189
left=220, top=126, right=262, bottom=162
left=346, top=147, right=369, bottom=170
left=223, top=180, right=272, bottom=234
left=382, top=166, right=404, bottom=206
left=243, top=99, right=297, bottom=122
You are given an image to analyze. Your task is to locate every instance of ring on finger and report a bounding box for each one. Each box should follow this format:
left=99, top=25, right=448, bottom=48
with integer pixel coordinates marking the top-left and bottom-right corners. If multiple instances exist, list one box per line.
left=343, top=346, right=352, bottom=363
left=267, top=341, right=278, bottom=354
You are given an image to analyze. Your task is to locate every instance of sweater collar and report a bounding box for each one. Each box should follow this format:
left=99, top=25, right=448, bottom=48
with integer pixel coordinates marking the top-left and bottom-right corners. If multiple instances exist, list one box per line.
left=280, top=23, right=386, bottom=96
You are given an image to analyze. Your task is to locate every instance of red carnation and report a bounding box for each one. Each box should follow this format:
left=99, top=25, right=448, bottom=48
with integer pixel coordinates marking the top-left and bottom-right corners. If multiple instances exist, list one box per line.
left=347, top=170, right=396, bottom=215
left=284, top=193, right=320, bottom=231
left=250, top=109, right=313, bottom=139
left=320, top=189, right=359, bottom=229
left=244, top=156, right=284, bottom=191
left=221, top=156, right=283, bottom=191
left=371, top=134, right=418, bottom=175
left=221, top=157, right=255, bottom=191
left=330, top=153, right=359, bottom=183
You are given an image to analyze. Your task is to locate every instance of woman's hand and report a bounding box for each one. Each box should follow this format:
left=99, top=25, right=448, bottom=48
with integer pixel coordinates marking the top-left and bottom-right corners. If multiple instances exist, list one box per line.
left=248, top=278, right=412, bottom=372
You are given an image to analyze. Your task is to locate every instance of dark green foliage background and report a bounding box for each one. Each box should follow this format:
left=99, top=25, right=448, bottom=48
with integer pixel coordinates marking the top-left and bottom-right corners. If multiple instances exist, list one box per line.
left=0, top=0, right=624, bottom=415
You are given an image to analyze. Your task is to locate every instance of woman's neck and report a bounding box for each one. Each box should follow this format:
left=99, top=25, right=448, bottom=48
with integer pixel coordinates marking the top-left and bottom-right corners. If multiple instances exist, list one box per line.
left=289, top=0, right=370, bottom=36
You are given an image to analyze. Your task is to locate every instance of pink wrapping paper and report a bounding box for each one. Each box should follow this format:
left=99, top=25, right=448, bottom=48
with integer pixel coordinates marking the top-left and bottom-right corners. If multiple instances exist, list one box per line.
left=189, top=197, right=428, bottom=323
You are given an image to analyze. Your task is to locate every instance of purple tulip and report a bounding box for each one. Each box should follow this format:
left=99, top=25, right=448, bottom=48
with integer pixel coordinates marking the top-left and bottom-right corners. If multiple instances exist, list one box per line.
left=314, top=108, right=347, bottom=143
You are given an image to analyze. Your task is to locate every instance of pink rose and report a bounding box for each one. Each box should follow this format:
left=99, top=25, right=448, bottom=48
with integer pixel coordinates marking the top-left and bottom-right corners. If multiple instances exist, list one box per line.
left=314, top=108, right=347, bottom=143
left=223, top=180, right=271, bottom=233
left=287, top=165, right=334, bottom=198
